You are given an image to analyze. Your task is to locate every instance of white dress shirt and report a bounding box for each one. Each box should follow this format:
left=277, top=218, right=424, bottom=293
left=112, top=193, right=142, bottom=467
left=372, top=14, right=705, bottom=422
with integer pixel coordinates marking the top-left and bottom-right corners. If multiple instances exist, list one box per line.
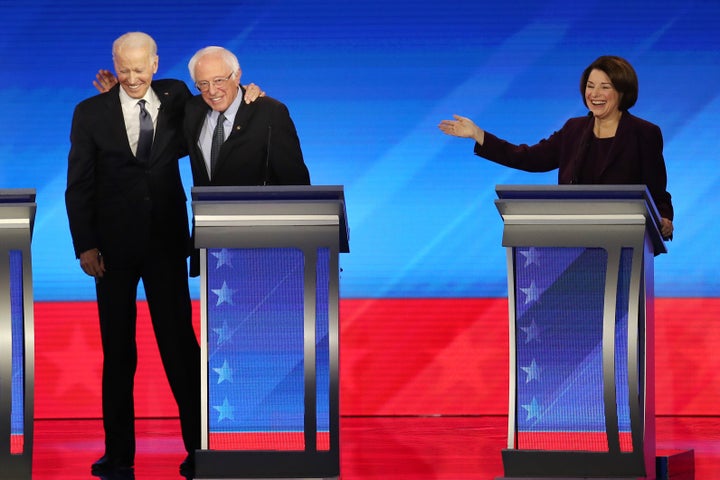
left=119, top=87, right=160, bottom=156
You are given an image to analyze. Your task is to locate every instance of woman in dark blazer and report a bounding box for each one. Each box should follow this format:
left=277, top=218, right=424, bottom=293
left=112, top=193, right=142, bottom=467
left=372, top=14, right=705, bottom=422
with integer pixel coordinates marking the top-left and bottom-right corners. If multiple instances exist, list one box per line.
left=438, top=55, right=674, bottom=239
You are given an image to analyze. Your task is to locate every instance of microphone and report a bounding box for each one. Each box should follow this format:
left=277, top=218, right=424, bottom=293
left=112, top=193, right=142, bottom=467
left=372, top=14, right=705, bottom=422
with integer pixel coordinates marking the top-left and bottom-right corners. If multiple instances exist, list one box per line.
left=263, top=125, right=272, bottom=186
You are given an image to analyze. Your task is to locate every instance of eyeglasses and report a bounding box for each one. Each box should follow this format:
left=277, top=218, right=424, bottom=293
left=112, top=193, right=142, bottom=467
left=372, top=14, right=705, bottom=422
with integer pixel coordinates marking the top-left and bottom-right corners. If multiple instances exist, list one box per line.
left=195, top=72, right=235, bottom=92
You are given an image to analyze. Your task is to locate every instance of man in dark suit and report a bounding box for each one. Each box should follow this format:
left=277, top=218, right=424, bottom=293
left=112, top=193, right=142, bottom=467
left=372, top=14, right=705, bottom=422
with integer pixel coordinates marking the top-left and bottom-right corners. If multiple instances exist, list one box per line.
left=183, top=46, right=310, bottom=276
left=183, top=46, right=310, bottom=188
left=65, top=32, right=200, bottom=477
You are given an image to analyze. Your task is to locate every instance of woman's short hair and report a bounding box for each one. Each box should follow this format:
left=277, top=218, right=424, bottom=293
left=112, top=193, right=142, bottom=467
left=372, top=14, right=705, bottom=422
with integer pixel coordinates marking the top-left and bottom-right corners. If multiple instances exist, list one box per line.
left=580, top=55, right=639, bottom=111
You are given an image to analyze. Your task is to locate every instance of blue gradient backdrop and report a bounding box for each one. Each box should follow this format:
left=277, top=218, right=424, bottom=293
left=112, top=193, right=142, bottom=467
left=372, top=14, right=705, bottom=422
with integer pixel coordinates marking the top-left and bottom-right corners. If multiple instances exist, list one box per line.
left=1, top=0, right=718, bottom=301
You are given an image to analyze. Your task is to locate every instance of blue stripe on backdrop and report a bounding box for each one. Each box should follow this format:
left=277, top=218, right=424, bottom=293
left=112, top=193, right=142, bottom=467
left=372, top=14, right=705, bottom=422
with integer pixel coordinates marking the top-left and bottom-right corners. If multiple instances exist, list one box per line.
left=0, top=0, right=718, bottom=300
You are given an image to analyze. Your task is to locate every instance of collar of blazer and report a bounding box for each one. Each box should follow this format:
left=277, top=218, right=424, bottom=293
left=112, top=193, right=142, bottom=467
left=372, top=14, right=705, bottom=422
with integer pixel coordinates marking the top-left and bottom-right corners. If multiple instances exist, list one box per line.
left=580, top=110, right=636, bottom=178
left=192, top=90, right=258, bottom=140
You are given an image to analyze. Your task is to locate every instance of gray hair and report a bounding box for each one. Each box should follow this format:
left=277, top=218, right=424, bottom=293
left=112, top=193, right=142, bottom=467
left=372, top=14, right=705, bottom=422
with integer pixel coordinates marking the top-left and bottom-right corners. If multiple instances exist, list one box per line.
left=112, top=32, right=157, bottom=59
left=188, top=46, right=240, bottom=82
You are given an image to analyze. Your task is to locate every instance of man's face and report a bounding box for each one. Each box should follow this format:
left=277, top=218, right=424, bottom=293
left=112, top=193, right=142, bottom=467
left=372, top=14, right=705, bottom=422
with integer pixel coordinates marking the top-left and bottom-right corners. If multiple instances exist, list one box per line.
left=193, top=54, right=241, bottom=112
left=113, top=46, right=158, bottom=99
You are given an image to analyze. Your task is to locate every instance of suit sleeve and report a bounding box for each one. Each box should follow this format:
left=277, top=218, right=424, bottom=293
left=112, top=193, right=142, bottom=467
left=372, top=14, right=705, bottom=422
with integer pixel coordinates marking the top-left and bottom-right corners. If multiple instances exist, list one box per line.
left=65, top=104, right=99, bottom=257
left=268, top=102, right=310, bottom=185
left=473, top=126, right=566, bottom=173
left=639, top=123, right=673, bottom=220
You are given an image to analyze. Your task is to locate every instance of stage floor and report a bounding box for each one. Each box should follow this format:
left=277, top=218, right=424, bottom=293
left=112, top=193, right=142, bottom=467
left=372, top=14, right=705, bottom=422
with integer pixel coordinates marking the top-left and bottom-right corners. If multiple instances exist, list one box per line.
left=28, top=416, right=719, bottom=479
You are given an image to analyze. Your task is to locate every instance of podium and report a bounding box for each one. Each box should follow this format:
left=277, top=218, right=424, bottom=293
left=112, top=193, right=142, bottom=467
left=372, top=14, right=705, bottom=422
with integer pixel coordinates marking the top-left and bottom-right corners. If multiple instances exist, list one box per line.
left=0, top=189, right=36, bottom=480
left=191, top=185, right=349, bottom=479
left=494, top=185, right=666, bottom=480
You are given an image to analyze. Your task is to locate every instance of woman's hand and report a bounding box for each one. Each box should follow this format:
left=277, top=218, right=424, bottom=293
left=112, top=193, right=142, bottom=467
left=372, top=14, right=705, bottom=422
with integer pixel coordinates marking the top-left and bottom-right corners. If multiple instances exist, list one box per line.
left=438, top=114, right=485, bottom=144
left=660, top=217, right=674, bottom=240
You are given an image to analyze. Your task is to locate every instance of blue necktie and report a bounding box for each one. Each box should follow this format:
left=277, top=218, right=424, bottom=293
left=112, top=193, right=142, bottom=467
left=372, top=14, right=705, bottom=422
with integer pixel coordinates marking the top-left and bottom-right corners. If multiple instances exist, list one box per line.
left=210, top=113, right=226, bottom=176
left=137, top=100, right=153, bottom=163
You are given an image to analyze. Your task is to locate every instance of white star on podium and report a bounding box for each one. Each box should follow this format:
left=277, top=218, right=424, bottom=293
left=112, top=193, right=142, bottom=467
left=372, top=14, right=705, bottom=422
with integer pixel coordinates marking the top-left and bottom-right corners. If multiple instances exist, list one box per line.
left=211, top=249, right=233, bottom=269
left=213, top=359, right=234, bottom=384
left=213, top=397, right=235, bottom=421
left=520, top=280, right=540, bottom=304
left=520, top=359, right=541, bottom=383
left=521, top=397, right=542, bottom=421
left=211, top=281, right=236, bottom=306
left=519, top=247, right=541, bottom=267
left=213, top=320, right=233, bottom=346
left=520, top=319, right=542, bottom=343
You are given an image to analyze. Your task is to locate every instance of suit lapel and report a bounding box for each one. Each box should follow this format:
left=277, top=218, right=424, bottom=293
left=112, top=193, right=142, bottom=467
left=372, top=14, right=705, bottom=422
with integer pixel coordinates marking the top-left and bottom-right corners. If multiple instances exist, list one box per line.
left=570, top=115, right=594, bottom=181
left=229, top=98, right=252, bottom=138
left=213, top=92, right=254, bottom=174
left=151, top=86, right=172, bottom=164
left=104, top=86, right=134, bottom=157
left=189, top=98, right=212, bottom=184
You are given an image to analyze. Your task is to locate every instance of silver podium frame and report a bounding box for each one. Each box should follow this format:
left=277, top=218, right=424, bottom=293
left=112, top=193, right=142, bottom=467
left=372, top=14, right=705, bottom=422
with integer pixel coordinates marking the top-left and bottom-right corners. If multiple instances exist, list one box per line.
left=0, top=189, right=36, bottom=480
left=494, top=185, right=666, bottom=480
left=191, top=185, right=349, bottom=479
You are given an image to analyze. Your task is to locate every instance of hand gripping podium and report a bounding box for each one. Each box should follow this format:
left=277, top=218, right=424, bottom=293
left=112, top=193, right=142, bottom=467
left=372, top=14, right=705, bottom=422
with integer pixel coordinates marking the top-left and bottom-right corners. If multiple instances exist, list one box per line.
left=191, top=185, right=349, bottom=479
left=0, top=189, right=36, bottom=480
left=494, top=185, right=666, bottom=480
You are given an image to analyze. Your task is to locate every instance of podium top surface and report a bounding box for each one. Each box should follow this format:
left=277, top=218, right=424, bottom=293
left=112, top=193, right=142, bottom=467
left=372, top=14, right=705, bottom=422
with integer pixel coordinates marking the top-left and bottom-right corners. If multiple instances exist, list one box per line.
left=0, top=189, right=37, bottom=234
left=0, top=188, right=36, bottom=204
left=497, top=184, right=655, bottom=202
left=191, top=185, right=349, bottom=253
left=192, top=185, right=345, bottom=202
left=495, top=185, right=666, bottom=254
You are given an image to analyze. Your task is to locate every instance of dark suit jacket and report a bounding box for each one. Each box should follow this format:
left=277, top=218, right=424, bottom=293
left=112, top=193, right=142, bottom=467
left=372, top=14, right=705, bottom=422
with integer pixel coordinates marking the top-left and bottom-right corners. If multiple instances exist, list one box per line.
left=183, top=90, right=310, bottom=186
left=65, top=80, right=193, bottom=264
left=475, top=111, right=674, bottom=220
left=183, top=90, right=310, bottom=276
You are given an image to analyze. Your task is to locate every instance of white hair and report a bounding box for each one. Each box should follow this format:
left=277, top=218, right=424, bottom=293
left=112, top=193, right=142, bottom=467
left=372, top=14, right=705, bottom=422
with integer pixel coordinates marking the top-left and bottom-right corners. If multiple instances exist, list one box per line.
left=112, top=32, right=157, bottom=59
left=187, top=46, right=241, bottom=82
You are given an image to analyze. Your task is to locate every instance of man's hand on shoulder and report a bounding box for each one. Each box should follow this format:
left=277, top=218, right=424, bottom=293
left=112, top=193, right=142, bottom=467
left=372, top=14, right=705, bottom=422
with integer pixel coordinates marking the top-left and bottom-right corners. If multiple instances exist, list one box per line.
left=93, top=69, right=118, bottom=93
left=243, top=83, right=265, bottom=104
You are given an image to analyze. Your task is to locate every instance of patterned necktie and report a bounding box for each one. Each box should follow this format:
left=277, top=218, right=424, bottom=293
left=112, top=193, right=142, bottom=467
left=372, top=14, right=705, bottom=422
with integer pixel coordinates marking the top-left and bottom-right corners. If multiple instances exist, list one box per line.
left=210, top=113, right=226, bottom=176
left=137, top=100, right=153, bottom=163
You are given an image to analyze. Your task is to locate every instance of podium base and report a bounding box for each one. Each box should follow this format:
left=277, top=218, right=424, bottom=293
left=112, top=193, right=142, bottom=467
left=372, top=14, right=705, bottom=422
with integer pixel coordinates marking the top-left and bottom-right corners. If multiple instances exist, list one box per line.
left=496, top=449, right=695, bottom=480
left=656, top=449, right=695, bottom=480
left=195, top=450, right=339, bottom=479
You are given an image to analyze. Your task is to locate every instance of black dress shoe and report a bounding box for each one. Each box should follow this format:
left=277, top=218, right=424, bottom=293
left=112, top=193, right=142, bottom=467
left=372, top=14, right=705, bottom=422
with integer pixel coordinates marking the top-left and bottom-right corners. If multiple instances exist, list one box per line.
left=179, top=453, right=195, bottom=476
left=91, top=454, right=133, bottom=475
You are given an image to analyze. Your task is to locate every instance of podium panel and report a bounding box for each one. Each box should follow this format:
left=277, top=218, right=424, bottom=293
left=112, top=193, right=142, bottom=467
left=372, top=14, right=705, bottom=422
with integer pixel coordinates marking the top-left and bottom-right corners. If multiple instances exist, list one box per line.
left=192, top=186, right=348, bottom=479
left=0, top=189, right=36, bottom=480
left=494, top=185, right=663, bottom=479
